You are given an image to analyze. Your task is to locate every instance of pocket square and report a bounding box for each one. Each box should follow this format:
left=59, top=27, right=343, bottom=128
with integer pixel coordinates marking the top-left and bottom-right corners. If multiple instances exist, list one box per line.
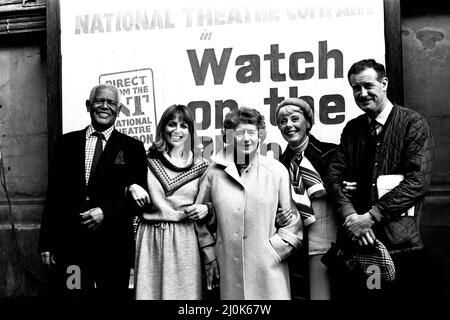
left=115, top=151, right=125, bottom=164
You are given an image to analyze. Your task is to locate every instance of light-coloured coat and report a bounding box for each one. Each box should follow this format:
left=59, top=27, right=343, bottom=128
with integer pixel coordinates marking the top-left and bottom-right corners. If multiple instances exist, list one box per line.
left=196, top=149, right=303, bottom=300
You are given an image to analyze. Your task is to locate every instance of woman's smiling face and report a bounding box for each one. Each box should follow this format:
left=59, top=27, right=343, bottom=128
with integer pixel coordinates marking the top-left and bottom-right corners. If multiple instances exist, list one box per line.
left=277, top=107, right=309, bottom=148
left=165, top=114, right=190, bottom=149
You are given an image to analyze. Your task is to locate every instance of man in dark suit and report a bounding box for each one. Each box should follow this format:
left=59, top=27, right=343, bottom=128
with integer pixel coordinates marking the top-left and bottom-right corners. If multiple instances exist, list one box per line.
left=39, top=84, right=148, bottom=298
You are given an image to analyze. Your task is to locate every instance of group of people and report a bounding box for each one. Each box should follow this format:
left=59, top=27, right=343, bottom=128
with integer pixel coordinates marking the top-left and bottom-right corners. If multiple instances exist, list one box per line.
left=39, top=59, right=434, bottom=300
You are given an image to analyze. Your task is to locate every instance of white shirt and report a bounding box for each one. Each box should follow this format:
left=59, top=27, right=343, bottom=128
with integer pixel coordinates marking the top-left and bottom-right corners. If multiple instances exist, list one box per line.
left=369, top=101, right=393, bottom=135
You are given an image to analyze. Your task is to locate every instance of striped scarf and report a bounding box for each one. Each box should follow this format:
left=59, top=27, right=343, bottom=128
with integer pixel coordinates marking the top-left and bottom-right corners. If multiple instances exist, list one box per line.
left=289, top=151, right=327, bottom=226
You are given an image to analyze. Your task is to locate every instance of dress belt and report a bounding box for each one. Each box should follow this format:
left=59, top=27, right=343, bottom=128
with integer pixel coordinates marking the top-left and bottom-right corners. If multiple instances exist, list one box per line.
left=153, top=222, right=169, bottom=229
left=152, top=219, right=193, bottom=229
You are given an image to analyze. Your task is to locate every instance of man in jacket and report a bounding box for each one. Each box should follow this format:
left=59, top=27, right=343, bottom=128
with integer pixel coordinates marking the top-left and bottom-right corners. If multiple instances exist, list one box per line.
left=39, top=84, right=148, bottom=298
left=325, top=59, right=434, bottom=298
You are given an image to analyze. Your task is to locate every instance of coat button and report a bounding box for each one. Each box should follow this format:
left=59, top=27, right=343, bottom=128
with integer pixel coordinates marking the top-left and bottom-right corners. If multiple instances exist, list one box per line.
left=243, top=235, right=247, bottom=240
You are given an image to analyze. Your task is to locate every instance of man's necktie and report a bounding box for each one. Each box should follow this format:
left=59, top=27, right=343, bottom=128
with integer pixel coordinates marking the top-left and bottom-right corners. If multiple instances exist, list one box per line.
left=370, top=120, right=381, bottom=137
left=90, top=132, right=104, bottom=179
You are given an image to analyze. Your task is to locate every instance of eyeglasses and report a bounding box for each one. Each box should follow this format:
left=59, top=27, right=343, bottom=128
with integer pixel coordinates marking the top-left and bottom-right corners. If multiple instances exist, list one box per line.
left=234, top=129, right=259, bottom=138
left=92, top=99, right=118, bottom=108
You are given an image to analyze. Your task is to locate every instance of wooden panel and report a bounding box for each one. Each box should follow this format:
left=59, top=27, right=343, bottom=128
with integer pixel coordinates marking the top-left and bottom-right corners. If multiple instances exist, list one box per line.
left=400, top=2, right=450, bottom=299
left=0, top=34, right=48, bottom=197
left=401, top=6, right=450, bottom=185
left=46, top=0, right=61, bottom=165
left=0, top=32, right=47, bottom=296
left=0, top=0, right=22, bottom=6
left=0, top=0, right=46, bottom=13
left=0, top=5, right=46, bottom=34
left=384, top=0, right=404, bottom=105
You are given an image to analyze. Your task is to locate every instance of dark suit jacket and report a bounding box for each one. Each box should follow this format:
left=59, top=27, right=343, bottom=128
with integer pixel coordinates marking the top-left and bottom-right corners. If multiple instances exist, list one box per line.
left=39, top=127, right=148, bottom=267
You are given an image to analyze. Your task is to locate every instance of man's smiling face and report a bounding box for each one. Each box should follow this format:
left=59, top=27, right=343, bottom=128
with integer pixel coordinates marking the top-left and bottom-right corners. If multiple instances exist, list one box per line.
left=87, top=85, right=121, bottom=131
left=350, top=67, right=388, bottom=119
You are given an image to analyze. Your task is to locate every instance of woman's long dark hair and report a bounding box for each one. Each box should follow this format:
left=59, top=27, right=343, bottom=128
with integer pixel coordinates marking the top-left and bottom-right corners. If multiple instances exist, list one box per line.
left=152, top=104, right=199, bottom=156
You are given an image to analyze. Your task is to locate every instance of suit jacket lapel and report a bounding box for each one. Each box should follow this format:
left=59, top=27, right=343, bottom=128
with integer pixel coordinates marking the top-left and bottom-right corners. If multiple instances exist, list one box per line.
left=78, top=128, right=88, bottom=188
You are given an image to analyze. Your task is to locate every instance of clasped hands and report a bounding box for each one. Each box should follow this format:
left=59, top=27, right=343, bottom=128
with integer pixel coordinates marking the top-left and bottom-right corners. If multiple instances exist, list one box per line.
left=341, top=181, right=376, bottom=247
left=344, top=212, right=376, bottom=247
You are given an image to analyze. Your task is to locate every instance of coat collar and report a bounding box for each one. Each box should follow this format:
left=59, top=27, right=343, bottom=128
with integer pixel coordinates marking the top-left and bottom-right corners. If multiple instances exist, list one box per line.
left=212, top=146, right=261, bottom=187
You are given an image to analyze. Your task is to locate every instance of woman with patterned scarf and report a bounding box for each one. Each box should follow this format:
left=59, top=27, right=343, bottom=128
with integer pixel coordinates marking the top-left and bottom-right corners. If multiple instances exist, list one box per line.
left=126, top=104, right=211, bottom=300
left=276, top=98, right=339, bottom=300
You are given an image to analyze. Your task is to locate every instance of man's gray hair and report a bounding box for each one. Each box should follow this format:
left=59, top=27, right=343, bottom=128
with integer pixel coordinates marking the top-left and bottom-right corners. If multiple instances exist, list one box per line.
left=87, top=83, right=121, bottom=104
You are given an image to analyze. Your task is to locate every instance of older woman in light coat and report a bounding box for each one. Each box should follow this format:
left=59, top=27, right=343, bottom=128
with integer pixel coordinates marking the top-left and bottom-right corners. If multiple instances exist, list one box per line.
left=195, top=107, right=303, bottom=300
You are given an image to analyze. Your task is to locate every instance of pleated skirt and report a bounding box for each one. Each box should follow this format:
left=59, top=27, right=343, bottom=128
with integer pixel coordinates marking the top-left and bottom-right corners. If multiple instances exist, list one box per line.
left=134, top=220, right=202, bottom=300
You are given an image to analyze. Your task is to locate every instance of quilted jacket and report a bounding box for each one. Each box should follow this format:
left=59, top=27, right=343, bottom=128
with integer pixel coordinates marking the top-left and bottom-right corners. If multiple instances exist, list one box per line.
left=325, top=104, right=434, bottom=254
